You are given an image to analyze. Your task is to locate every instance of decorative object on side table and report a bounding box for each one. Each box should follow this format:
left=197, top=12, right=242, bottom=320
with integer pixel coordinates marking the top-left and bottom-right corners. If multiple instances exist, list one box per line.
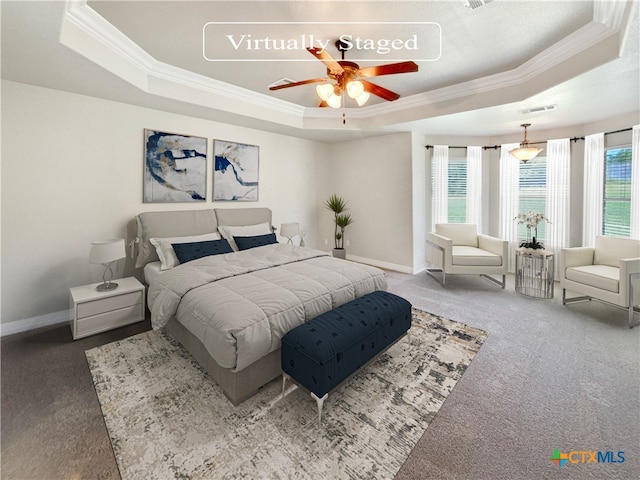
left=89, top=239, right=126, bottom=291
left=299, top=225, right=306, bottom=247
left=514, top=211, right=551, bottom=251
left=280, top=222, right=300, bottom=244
left=70, top=277, right=145, bottom=340
left=325, top=194, right=354, bottom=259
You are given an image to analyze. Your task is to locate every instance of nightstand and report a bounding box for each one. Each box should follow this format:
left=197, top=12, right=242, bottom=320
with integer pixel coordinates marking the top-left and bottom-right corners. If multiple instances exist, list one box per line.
left=70, top=277, right=145, bottom=340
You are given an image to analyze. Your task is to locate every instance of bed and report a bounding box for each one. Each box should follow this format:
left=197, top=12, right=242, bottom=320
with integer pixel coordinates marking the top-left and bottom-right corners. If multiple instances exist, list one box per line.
left=135, top=208, right=387, bottom=405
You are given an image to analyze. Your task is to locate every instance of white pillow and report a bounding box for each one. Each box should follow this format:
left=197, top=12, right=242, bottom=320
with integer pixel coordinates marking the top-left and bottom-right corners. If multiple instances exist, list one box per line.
left=150, top=232, right=221, bottom=270
left=218, top=222, right=272, bottom=251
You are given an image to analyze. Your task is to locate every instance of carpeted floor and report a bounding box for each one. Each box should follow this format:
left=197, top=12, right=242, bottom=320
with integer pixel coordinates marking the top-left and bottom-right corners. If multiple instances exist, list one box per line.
left=2, top=271, right=639, bottom=479
left=85, top=309, right=486, bottom=480
left=388, top=272, right=639, bottom=480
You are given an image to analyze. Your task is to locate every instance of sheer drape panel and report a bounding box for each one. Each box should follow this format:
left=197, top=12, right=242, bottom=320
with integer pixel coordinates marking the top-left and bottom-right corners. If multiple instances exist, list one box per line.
left=545, top=138, right=570, bottom=277
left=631, top=125, right=640, bottom=239
left=499, top=143, right=520, bottom=272
left=466, top=146, right=483, bottom=231
left=583, top=133, right=604, bottom=246
left=432, top=145, right=449, bottom=228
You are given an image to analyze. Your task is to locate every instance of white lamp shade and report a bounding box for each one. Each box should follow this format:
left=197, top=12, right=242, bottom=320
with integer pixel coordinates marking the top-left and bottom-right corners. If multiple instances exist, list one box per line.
left=346, top=80, right=364, bottom=98
left=326, top=93, right=342, bottom=108
left=89, top=239, right=125, bottom=264
left=509, top=146, right=543, bottom=161
left=355, top=91, right=370, bottom=106
left=316, top=83, right=334, bottom=101
left=280, top=223, right=300, bottom=239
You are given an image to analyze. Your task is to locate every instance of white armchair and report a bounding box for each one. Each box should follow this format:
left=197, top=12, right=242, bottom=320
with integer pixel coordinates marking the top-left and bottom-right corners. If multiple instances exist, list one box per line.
left=560, top=235, right=640, bottom=328
left=426, top=224, right=508, bottom=288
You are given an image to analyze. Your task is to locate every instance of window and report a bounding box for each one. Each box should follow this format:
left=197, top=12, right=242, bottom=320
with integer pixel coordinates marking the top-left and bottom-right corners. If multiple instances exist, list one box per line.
left=432, top=146, right=483, bottom=229
left=448, top=160, right=467, bottom=223
left=518, top=157, right=547, bottom=240
left=603, top=146, right=632, bottom=237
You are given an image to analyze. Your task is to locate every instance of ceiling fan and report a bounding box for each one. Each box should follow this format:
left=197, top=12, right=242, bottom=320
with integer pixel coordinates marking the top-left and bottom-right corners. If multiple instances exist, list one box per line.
left=269, top=40, right=419, bottom=108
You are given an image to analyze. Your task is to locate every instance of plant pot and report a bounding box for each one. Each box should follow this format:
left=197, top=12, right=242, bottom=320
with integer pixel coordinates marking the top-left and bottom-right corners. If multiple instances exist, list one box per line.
left=332, top=248, right=346, bottom=259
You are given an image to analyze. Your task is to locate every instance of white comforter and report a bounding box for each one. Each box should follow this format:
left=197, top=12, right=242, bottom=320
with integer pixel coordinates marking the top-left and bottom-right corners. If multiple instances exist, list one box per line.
left=148, top=244, right=387, bottom=372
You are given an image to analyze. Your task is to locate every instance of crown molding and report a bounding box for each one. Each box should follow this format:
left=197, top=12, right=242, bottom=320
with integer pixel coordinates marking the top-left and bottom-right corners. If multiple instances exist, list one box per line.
left=60, top=0, right=633, bottom=133
left=61, top=1, right=304, bottom=122
left=325, top=20, right=620, bottom=120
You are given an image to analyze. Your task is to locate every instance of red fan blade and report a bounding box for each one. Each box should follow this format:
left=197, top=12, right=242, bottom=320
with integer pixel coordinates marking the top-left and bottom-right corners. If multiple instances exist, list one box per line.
left=361, top=79, right=400, bottom=101
left=307, top=47, right=344, bottom=75
left=269, top=78, right=327, bottom=91
left=358, top=61, right=419, bottom=78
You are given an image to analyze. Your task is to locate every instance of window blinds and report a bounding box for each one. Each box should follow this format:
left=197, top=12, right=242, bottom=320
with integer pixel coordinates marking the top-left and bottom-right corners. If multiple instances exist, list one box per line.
left=631, top=125, right=640, bottom=239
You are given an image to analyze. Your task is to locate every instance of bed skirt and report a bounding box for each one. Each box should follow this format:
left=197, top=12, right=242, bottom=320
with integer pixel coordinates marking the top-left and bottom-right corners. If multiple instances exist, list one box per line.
left=165, top=317, right=282, bottom=406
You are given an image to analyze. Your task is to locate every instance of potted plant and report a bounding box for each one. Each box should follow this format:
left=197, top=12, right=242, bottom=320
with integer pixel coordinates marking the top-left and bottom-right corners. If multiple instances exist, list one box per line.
left=514, top=211, right=551, bottom=251
left=325, top=194, right=354, bottom=259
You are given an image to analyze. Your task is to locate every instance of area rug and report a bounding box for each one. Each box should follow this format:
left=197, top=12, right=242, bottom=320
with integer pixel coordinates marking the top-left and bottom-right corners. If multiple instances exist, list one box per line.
left=86, top=308, right=488, bottom=480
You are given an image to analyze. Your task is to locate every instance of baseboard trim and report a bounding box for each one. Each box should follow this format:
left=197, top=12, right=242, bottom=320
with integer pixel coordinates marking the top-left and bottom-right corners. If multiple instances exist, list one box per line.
left=1, top=310, right=71, bottom=337
left=346, top=254, right=415, bottom=274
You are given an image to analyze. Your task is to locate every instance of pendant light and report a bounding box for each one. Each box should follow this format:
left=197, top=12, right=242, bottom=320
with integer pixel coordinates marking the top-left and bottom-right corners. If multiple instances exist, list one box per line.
left=509, top=123, right=543, bottom=163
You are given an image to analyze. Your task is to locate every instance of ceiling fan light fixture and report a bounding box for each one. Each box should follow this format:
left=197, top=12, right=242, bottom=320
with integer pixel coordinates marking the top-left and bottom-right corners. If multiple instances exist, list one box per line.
left=509, top=123, right=542, bottom=163
left=316, top=83, right=334, bottom=102
left=346, top=80, right=364, bottom=99
left=355, top=91, right=370, bottom=106
left=326, top=93, right=342, bottom=108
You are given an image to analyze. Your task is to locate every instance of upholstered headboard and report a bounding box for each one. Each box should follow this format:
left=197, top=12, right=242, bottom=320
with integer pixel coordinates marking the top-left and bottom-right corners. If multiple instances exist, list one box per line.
left=134, top=208, right=273, bottom=268
left=215, top=207, right=272, bottom=227
left=135, top=209, right=218, bottom=268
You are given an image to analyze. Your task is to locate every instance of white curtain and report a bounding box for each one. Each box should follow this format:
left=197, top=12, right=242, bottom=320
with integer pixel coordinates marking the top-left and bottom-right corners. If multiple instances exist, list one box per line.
left=499, top=143, right=521, bottom=272
left=583, top=132, right=604, bottom=246
left=432, top=145, right=449, bottom=227
left=631, top=125, right=640, bottom=239
left=545, top=138, right=571, bottom=276
left=466, top=146, right=483, bottom=231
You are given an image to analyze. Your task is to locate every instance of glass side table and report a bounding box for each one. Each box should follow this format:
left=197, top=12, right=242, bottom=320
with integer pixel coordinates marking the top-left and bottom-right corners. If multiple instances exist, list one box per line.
left=515, top=248, right=555, bottom=299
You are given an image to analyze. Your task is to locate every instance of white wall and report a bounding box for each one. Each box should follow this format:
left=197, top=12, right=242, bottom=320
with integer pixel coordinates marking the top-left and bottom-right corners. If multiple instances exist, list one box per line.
left=1, top=80, right=327, bottom=332
left=2, top=79, right=637, bottom=334
left=318, top=132, right=416, bottom=273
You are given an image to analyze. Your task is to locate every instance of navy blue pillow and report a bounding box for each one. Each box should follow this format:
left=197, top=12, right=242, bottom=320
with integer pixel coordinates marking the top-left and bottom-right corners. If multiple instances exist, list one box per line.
left=172, top=239, right=233, bottom=264
left=233, top=233, right=278, bottom=251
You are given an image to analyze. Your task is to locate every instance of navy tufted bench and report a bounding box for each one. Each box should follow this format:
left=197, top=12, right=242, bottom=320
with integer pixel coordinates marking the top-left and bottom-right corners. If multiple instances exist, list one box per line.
left=280, top=290, right=412, bottom=423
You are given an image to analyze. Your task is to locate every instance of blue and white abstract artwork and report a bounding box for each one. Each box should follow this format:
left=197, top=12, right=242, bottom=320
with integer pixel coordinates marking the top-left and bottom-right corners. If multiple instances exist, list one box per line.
left=144, top=129, right=207, bottom=203
left=213, top=140, right=259, bottom=201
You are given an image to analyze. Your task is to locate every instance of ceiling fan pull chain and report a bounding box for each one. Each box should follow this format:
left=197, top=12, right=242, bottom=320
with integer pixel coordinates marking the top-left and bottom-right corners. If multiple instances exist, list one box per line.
left=343, top=111, right=346, bottom=125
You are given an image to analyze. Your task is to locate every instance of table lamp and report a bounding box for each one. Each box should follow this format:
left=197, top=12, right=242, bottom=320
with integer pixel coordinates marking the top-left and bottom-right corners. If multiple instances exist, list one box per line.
left=89, top=239, right=125, bottom=291
left=280, top=223, right=300, bottom=244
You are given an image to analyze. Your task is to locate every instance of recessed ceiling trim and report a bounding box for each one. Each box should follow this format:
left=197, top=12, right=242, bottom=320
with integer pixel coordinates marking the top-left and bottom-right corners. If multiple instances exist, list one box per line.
left=303, top=16, right=628, bottom=126
left=61, top=0, right=304, bottom=123
left=61, top=0, right=634, bottom=133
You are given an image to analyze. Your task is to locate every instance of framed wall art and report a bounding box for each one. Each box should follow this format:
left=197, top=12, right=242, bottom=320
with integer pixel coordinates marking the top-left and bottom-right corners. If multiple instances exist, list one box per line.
left=213, top=139, right=259, bottom=201
left=143, top=129, right=207, bottom=203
